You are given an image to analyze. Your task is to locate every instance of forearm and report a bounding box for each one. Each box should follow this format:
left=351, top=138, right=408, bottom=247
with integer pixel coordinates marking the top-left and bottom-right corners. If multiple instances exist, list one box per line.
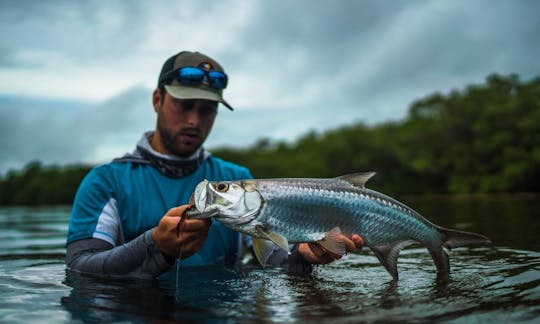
left=65, top=229, right=173, bottom=279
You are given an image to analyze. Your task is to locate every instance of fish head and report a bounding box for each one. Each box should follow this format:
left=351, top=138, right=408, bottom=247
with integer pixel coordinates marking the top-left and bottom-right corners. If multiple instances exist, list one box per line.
left=189, top=179, right=262, bottom=227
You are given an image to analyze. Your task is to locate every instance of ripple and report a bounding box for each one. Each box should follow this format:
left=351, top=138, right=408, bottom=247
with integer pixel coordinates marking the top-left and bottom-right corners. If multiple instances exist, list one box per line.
left=1, top=204, right=540, bottom=322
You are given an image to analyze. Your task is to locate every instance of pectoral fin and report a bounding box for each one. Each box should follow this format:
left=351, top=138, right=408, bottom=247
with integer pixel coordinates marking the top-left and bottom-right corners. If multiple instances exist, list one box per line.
left=252, top=237, right=276, bottom=267
left=255, top=225, right=290, bottom=254
left=317, top=227, right=347, bottom=256
left=370, top=240, right=415, bottom=281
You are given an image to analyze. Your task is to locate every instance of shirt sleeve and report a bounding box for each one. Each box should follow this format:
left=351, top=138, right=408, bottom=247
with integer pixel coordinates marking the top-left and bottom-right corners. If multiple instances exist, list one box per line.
left=66, top=164, right=173, bottom=279
left=67, top=165, right=120, bottom=245
left=66, top=229, right=173, bottom=279
left=268, top=244, right=314, bottom=274
left=242, top=235, right=313, bottom=274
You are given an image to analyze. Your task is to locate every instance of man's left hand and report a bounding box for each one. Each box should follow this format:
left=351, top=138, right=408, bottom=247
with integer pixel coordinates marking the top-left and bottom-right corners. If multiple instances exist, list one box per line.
left=298, top=234, right=364, bottom=264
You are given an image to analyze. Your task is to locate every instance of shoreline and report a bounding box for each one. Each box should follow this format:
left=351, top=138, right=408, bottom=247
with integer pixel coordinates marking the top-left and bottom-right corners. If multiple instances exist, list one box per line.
left=398, top=192, right=540, bottom=201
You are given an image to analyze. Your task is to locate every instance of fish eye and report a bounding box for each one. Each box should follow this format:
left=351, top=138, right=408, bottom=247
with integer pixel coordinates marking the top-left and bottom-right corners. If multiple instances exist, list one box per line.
left=215, top=182, right=229, bottom=192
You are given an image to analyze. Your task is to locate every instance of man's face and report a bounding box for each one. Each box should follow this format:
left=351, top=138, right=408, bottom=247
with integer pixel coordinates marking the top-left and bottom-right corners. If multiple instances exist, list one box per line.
left=155, top=91, right=218, bottom=157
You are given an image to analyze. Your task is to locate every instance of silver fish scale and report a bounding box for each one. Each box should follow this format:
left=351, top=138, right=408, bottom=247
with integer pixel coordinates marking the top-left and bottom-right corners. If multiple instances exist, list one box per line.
left=254, top=179, right=441, bottom=248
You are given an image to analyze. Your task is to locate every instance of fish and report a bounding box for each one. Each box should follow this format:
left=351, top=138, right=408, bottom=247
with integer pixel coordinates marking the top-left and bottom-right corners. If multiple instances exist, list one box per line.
left=186, top=172, right=491, bottom=280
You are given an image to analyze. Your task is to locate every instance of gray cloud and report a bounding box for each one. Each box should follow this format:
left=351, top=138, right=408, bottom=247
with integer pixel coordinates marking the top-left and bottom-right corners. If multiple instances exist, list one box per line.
left=0, top=0, right=148, bottom=67
left=0, top=0, right=539, bottom=173
left=226, top=0, right=540, bottom=122
left=0, top=86, right=154, bottom=172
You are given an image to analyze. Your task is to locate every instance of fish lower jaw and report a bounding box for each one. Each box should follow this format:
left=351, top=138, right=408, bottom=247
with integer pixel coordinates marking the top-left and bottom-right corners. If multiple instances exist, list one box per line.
left=216, top=215, right=256, bottom=227
left=186, top=208, right=218, bottom=219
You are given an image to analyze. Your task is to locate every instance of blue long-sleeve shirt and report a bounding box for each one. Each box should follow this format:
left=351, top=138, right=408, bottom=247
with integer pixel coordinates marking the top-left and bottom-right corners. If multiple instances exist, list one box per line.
left=66, top=154, right=311, bottom=279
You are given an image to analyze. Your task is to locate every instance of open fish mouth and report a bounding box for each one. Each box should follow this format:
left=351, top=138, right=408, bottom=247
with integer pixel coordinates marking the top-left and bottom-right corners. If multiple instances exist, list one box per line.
left=186, top=180, right=211, bottom=216
left=186, top=184, right=219, bottom=219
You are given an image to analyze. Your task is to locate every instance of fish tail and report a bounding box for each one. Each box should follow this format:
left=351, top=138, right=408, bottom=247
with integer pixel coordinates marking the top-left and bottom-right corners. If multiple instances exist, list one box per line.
left=426, top=227, right=491, bottom=276
left=438, top=227, right=492, bottom=249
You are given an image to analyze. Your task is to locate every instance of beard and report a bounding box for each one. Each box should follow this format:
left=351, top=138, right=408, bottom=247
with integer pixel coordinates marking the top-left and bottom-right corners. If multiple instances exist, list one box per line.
left=156, top=115, right=204, bottom=157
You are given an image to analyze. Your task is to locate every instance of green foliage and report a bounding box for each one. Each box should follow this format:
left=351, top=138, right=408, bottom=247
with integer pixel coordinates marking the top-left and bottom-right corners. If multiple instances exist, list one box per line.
left=0, top=73, right=538, bottom=205
left=0, top=161, right=92, bottom=206
left=213, top=73, right=540, bottom=195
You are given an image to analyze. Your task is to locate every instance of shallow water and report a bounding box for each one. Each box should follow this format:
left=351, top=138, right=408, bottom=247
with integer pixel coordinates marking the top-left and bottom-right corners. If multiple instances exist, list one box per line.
left=1, top=196, right=539, bottom=323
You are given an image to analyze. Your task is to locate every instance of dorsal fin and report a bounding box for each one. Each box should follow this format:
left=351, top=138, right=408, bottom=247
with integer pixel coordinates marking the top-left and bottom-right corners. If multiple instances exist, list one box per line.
left=337, top=172, right=376, bottom=188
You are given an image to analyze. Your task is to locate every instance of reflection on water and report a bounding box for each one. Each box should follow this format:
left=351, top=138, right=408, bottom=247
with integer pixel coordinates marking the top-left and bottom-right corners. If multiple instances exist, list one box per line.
left=401, top=194, right=540, bottom=251
left=0, top=196, right=539, bottom=323
left=58, top=248, right=540, bottom=323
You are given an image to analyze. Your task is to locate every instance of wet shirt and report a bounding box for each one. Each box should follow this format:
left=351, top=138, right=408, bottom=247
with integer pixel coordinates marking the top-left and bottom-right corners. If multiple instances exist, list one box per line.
left=66, top=155, right=253, bottom=273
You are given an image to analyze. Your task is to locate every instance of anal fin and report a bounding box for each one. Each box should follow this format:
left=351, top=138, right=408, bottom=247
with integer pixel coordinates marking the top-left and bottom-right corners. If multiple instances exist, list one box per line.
left=370, top=240, right=415, bottom=281
left=318, top=227, right=347, bottom=256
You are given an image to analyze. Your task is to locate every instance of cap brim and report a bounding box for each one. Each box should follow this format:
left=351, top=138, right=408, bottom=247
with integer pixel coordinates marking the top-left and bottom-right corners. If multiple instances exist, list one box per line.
left=164, top=85, right=234, bottom=111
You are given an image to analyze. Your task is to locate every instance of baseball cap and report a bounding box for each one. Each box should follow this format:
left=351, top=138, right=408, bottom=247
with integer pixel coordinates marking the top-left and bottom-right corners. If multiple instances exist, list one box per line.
left=157, top=51, right=234, bottom=110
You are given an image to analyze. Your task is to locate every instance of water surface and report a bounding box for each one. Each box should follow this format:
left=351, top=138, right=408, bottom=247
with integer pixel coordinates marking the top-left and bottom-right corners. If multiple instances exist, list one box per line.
left=0, top=196, right=539, bottom=322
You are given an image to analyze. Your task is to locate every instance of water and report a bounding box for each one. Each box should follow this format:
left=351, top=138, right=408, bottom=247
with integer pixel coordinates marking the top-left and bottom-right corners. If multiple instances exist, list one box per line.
left=1, top=196, right=539, bottom=323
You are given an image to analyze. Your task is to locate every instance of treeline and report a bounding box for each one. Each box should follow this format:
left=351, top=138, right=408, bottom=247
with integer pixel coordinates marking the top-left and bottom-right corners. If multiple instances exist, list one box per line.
left=0, top=73, right=538, bottom=206
left=214, top=73, right=540, bottom=194
left=0, top=161, right=93, bottom=206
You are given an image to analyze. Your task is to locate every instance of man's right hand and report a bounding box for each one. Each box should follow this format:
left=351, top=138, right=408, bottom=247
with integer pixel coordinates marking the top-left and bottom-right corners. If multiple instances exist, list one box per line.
left=151, top=205, right=211, bottom=260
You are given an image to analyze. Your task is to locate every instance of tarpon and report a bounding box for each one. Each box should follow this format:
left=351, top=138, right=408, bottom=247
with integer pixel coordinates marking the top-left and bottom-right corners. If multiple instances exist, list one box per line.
left=187, top=172, right=491, bottom=280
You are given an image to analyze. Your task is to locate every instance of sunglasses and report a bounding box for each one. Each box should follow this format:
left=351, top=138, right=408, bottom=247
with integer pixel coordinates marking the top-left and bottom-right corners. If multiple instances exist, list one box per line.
left=160, top=66, right=228, bottom=90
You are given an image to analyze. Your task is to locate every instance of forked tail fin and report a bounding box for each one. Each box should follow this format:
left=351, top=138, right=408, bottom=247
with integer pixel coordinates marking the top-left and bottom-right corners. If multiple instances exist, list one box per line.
left=427, top=227, right=491, bottom=277
left=438, top=227, right=492, bottom=249
left=371, top=228, right=490, bottom=281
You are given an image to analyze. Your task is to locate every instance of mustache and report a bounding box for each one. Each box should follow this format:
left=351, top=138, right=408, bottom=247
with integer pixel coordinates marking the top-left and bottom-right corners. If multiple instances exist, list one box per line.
left=176, top=127, right=203, bottom=137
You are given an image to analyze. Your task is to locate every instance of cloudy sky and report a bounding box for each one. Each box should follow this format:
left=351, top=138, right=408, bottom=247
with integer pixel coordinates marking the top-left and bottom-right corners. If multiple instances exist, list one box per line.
left=0, top=0, right=539, bottom=174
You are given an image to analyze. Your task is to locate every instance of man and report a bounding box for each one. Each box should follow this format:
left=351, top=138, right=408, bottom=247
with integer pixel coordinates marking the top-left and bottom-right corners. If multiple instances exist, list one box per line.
left=66, top=51, right=364, bottom=279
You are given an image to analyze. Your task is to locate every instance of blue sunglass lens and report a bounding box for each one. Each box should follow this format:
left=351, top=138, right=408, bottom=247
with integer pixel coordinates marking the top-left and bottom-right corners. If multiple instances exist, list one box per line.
left=178, top=67, right=204, bottom=83
left=176, top=67, right=228, bottom=89
left=208, top=71, right=228, bottom=89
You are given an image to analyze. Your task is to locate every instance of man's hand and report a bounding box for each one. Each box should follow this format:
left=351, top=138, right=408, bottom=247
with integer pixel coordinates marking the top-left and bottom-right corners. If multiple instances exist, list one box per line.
left=298, top=234, right=364, bottom=265
left=151, top=205, right=211, bottom=260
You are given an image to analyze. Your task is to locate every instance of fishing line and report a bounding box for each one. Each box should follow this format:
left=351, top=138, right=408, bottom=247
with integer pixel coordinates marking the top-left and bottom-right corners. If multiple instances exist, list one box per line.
left=175, top=212, right=187, bottom=299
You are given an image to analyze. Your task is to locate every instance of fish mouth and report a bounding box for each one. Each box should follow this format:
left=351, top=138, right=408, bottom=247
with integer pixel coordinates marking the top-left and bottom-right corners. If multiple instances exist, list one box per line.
left=192, top=180, right=209, bottom=211
left=186, top=180, right=218, bottom=219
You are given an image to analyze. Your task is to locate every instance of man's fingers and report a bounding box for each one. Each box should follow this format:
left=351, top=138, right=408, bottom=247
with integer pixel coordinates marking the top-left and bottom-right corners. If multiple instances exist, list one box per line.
left=308, top=243, right=325, bottom=257
left=342, top=235, right=356, bottom=252
left=308, top=243, right=337, bottom=264
left=351, top=234, right=364, bottom=249
left=153, top=205, right=211, bottom=258
left=165, top=205, right=191, bottom=217
left=341, top=234, right=364, bottom=252
left=302, top=243, right=324, bottom=264
left=175, top=226, right=210, bottom=259
left=181, top=218, right=211, bottom=232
